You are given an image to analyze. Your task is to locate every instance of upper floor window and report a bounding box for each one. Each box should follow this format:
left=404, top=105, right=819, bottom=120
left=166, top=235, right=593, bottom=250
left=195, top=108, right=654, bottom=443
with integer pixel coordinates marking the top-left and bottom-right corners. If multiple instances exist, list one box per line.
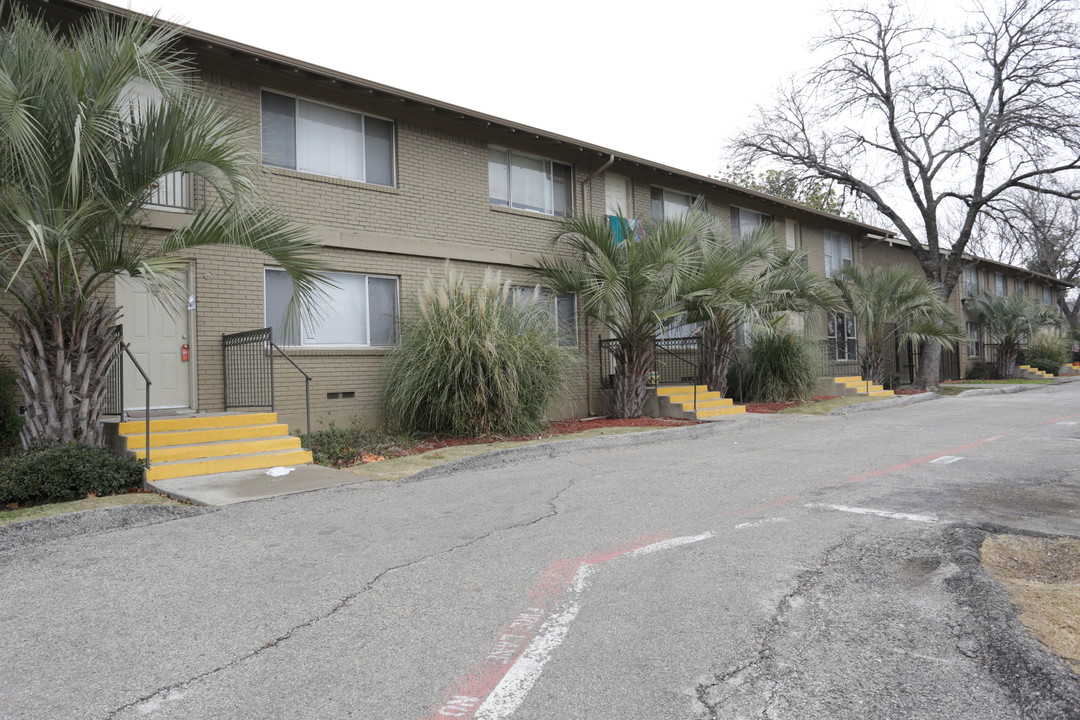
left=994, top=272, right=1007, bottom=296
left=509, top=287, right=578, bottom=347
left=650, top=187, right=694, bottom=221
left=824, top=230, right=853, bottom=278
left=785, top=219, right=800, bottom=251
left=730, top=207, right=771, bottom=241
left=265, top=268, right=398, bottom=347
left=261, top=90, right=395, bottom=186
left=963, top=266, right=979, bottom=297
left=488, top=147, right=571, bottom=216
left=122, top=78, right=193, bottom=212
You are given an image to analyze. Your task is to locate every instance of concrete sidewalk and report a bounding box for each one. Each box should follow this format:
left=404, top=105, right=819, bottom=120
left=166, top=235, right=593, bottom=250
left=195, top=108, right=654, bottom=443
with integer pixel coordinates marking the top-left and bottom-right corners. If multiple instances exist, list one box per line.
left=151, top=463, right=379, bottom=506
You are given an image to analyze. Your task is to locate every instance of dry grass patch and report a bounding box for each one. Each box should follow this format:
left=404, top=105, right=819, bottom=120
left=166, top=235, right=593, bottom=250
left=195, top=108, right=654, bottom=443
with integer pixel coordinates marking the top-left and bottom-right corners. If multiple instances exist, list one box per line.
left=981, top=534, right=1080, bottom=674
left=0, top=492, right=180, bottom=526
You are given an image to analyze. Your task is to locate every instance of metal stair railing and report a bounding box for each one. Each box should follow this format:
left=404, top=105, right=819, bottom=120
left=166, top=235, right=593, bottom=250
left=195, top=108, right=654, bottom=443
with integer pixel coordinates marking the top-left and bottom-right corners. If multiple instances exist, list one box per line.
left=597, top=336, right=706, bottom=413
left=654, top=337, right=703, bottom=411
left=119, top=343, right=152, bottom=470
left=223, top=328, right=312, bottom=438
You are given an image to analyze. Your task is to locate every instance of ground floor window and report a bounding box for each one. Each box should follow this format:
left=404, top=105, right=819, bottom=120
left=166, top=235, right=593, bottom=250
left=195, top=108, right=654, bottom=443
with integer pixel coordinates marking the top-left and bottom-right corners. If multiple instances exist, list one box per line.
left=827, top=311, right=857, bottom=361
left=966, top=322, right=981, bottom=357
left=509, top=287, right=578, bottom=347
left=265, top=268, right=399, bottom=347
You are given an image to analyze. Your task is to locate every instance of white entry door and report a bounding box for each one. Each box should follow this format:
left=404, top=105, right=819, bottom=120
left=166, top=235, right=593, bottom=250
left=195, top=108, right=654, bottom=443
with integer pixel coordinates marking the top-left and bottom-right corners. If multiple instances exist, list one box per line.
left=116, top=273, right=192, bottom=410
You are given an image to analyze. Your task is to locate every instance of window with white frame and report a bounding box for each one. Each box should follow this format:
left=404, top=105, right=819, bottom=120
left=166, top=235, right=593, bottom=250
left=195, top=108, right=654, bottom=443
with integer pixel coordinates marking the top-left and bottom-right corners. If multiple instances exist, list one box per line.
left=994, top=272, right=1007, bottom=296
left=1043, top=286, right=1054, bottom=305
left=509, top=287, right=578, bottom=347
left=1016, top=279, right=1026, bottom=296
left=824, top=230, right=853, bottom=278
left=827, top=311, right=857, bottom=360
left=261, top=90, right=395, bottom=186
left=966, top=322, right=981, bottom=357
left=488, top=147, right=571, bottom=216
left=650, top=187, right=694, bottom=221
left=785, top=219, right=800, bottom=251
left=265, top=268, right=398, bottom=347
left=962, top=266, right=979, bottom=297
left=729, top=207, right=771, bottom=241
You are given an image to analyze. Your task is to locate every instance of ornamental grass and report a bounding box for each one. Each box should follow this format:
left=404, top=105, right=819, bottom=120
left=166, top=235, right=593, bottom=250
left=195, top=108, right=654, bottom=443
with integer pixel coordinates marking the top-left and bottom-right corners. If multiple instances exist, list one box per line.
left=382, top=267, right=570, bottom=437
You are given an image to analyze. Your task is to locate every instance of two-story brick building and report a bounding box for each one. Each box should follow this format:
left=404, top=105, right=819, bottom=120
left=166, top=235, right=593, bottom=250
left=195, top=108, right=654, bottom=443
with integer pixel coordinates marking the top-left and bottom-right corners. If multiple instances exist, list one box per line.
left=15, top=0, right=1072, bottom=445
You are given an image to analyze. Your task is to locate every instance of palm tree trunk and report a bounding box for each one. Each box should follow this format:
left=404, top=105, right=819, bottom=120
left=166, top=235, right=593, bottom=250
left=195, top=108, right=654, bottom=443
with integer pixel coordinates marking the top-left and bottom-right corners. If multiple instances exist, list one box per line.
left=701, top=321, right=737, bottom=397
left=611, top=342, right=653, bottom=418
left=914, top=340, right=942, bottom=390
left=13, top=297, right=121, bottom=447
left=864, top=342, right=888, bottom=387
left=996, top=342, right=1020, bottom=379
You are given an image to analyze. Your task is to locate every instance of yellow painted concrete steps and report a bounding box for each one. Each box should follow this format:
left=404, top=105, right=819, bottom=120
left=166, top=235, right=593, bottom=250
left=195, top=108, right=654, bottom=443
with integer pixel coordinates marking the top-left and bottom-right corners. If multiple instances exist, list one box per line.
left=829, top=376, right=895, bottom=398
left=654, top=385, right=746, bottom=419
left=1017, top=364, right=1055, bottom=379
left=118, top=412, right=312, bottom=482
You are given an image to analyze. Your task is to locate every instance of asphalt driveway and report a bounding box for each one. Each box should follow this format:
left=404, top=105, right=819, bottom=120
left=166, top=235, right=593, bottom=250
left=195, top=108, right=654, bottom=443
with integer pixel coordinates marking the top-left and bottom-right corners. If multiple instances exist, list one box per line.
left=2, top=384, right=1079, bottom=719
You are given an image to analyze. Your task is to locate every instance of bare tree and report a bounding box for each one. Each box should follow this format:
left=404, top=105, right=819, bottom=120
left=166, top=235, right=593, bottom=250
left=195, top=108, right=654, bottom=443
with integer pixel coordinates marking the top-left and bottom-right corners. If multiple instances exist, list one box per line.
left=976, top=191, right=1080, bottom=332
left=734, top=0, right=1080, bottom=388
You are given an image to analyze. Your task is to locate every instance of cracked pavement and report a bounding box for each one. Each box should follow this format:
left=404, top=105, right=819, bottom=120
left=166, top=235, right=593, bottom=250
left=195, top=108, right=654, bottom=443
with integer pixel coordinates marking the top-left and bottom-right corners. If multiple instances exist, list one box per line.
left=3, top=384, right=1080, bottom=719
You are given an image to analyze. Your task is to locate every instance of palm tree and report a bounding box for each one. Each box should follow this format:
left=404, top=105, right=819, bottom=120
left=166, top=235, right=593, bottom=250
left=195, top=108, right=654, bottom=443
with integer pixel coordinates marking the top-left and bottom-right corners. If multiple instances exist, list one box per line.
left=533, top=212, right=711, bottom=418
left=0, top=9, right=326, bottom=447
left=680, top=224, right=838, bottom=396
left=966, top=293, right=1062, bottom=378
left=833, top=265, right=961, bottom=386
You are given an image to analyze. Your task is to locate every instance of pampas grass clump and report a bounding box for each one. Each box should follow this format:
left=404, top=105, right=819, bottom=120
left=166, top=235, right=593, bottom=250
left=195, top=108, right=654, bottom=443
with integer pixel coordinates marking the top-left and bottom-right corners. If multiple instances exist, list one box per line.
left=382, top=267, right=570, bottom=436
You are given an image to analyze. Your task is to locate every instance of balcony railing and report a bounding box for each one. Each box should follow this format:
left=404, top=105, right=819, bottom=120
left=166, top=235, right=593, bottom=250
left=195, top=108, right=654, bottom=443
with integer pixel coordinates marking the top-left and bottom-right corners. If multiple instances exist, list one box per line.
left=145, top=171, right=193, bottom=212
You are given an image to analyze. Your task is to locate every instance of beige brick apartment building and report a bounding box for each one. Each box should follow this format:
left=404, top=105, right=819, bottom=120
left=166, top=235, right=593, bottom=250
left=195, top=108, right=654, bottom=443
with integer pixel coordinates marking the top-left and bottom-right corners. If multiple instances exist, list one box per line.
left=19, top=0, right=1071, bottom=434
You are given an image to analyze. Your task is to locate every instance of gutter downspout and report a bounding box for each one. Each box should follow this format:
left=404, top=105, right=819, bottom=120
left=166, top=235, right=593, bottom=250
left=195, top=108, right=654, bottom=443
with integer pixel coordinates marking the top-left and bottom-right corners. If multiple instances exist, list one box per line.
left=579, top=154, right=615, bottom=416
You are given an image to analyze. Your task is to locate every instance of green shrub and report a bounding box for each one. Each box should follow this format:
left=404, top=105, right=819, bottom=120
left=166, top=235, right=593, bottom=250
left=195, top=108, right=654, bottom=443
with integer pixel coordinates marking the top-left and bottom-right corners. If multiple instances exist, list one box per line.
left=0, top=359, right=22, bottom=457
left=727, top=330, right=819, bottom=403
left=964, top=361, right=997, bottom=380
left=1026, top=329, right=1069, bottom=371
left=1026, top=357, right=1061, bottom=375
left=382, top=267, right=571, bottom=437
left=0, top=443, right=144, bottom=506
left=298, top=421, right=412, bottom=468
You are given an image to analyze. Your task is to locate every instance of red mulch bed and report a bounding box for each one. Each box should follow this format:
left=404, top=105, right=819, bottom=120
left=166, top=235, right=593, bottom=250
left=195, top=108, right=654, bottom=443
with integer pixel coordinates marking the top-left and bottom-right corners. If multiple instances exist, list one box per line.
left=744, top=395, right=838, bottom=414
left=402, top=417, right=701, bottom=456
left=893, top=389, right=925, bottom=395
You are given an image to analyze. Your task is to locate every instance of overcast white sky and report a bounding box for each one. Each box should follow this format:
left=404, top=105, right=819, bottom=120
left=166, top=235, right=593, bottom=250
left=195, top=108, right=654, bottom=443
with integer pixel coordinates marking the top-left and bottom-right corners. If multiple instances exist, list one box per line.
left=100, top=0, right=842, bottom=178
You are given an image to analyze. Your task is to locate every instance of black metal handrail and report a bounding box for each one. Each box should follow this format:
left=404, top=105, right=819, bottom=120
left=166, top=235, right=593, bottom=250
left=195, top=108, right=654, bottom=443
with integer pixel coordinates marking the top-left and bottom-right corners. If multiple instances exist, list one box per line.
left=120, top=342, right=152, bottom=470
left=654, top=338, right=702, bottom=408
left=103, top=325, right=124, bottom=416
left=598, top=336, right=706, bottom=409
left=270, top=339, right=312, bottom=439
left=818, top=339, right=862, bottom=379
left=223, top=328, right=311, bottom=438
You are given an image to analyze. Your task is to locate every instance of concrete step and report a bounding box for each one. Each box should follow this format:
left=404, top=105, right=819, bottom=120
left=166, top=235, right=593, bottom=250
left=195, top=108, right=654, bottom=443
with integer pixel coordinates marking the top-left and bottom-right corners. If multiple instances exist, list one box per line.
left=118, top=412, right=277, bottom=435
left=666, top=391, right=724, bottom=404
left=123, top=423, right=292, bottom=450
left=145, top=448, right=313, bottom=482
left=696, top=405, right=747, bottom=418
left=133, top=436, right=302, bottom=462
left=655, top=385, right=708, bottom=397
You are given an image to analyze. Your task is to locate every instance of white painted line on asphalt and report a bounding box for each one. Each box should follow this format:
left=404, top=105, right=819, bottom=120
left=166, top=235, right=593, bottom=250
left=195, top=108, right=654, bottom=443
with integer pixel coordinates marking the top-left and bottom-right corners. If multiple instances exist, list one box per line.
left=929, top=456, right=963, bottom=464
left=627, top=531, right=714, bottom=557
left=1057, top=421, right=1078, bottom=425
left=805, top=503, right=937, bottom=524
left=459, top=533, right=714, bottom=720
left=734, top=517, right=788, bottom=529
